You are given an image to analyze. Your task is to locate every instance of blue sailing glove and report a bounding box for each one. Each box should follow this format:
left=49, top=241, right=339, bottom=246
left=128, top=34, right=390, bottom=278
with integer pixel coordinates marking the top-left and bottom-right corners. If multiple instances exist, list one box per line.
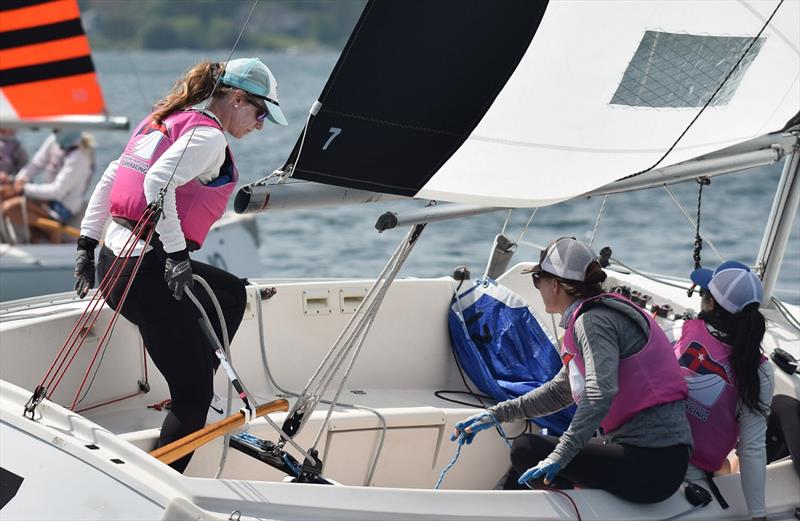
left=518, top=457, right=561, bottom=486
left=450, top=411, right=497, bottom=445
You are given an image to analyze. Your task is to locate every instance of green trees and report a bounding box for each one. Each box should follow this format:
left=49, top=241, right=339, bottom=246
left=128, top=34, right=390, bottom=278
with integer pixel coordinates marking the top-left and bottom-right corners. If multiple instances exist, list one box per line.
left=78, top=0, right=365, bottom=51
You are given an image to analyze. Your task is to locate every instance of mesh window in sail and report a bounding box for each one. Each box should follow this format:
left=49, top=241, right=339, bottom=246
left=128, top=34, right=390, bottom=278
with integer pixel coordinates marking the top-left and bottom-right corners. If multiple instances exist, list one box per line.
left=611, top=31, right=764, bottom=108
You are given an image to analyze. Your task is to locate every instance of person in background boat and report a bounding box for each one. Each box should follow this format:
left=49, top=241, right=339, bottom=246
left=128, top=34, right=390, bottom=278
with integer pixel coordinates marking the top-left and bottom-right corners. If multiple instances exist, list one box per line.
left=674, top=261, right=773, bottom=521
left=74, top=57, right=288, bottom=473
left=0, top=130, right=94, bottom=242
left=452, top=237, right=692, bottom=503
left=0, top=127, right=28, bottom=182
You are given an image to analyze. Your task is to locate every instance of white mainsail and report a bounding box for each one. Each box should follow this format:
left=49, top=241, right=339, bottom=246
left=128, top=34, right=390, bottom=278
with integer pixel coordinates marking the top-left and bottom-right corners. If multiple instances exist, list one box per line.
left=419, top=1, right=800, bottom=206
left=268, top=1, right=799, bottom=209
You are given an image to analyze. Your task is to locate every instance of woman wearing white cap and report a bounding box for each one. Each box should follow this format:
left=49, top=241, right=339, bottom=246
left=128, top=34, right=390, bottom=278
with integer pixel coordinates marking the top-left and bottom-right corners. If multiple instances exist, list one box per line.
left=1, top=129, right=94, bottom=242
left=74, top=57, right=287, bottom=472
left=675, top=262, right=773, bottom=521
left=452, top=237, right=692, bottom=503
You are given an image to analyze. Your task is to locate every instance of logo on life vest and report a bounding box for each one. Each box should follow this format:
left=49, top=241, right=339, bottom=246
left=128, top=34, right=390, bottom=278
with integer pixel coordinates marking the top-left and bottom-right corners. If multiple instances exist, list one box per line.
left=131, top=131, right=163, bottom=161
left=679, top=341, right=730, bottom=413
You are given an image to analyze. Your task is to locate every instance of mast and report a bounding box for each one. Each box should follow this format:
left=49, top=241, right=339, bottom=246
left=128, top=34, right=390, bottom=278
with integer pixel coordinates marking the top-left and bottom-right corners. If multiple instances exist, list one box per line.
left=755, top=131, right=800, bottom=306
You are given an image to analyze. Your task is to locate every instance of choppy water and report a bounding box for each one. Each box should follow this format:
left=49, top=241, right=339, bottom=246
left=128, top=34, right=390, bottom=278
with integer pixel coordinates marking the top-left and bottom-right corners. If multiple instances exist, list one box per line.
left=15, top=50, right=800, bottom=304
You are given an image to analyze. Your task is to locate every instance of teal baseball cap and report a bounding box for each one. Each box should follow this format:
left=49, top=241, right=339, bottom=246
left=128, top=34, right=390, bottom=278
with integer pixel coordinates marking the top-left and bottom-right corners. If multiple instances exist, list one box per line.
left=221, top=57, right=288, bottom=126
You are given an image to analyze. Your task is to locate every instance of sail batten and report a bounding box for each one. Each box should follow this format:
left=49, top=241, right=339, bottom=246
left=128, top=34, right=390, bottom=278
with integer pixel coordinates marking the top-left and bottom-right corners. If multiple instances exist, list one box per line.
left=275, top=0, right=799, bottom=208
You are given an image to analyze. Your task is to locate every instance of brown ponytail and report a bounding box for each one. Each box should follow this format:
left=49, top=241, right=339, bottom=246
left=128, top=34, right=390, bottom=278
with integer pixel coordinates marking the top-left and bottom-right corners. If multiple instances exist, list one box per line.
left=151, top=61, right=232, bottom=124
left=558, top=260, right=607, bottom=299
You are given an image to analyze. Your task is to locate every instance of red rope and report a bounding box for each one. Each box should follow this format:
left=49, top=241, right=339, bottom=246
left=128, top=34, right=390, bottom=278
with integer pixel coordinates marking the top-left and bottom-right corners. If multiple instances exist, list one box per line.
left=70, top=226, right=156, bottom=409
left=38, top=207, right=157, bottom=405
left=73, top=389, right=146, bottom=415
left=41, top=209, right=152, bottom=392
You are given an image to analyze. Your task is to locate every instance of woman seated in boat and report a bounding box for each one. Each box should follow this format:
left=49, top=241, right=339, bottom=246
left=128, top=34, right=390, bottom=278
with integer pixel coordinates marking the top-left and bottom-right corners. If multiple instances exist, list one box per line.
left=0, top=127, right=28, bottom=181
left=0, top=130, right=94, bottom=242
left=452, top=237, right=692, bottom=503
left=74, top=57, right=288, bottom=473
left=674, top=261, right=773, bottom=521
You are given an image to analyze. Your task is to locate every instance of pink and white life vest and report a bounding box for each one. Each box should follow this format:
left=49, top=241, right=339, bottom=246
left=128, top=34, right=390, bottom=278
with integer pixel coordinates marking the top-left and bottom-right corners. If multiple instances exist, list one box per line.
left=109, top=110, right=238, bottom=249
left=561, top=293, right=688, bottom=433
left=674, top=319, right=766, bottom=472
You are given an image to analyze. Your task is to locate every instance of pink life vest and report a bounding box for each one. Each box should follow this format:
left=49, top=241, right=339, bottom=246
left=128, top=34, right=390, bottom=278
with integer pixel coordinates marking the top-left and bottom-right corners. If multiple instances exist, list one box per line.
left=109, top=110, right=238, bottom=249
left=674, top=319, right=767, bottom=472
left=561, top=293, right=688, bottom=433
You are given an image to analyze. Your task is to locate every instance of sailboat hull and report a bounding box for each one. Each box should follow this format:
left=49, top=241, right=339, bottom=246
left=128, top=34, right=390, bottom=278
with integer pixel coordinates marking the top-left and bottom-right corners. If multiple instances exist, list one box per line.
left=1, top=264, right=797, bottom=520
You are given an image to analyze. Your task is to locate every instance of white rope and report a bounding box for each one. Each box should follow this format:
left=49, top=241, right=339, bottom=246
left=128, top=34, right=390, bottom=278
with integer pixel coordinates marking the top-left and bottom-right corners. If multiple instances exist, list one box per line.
left=662, top=185, right=726, bottom=263
left=285, top=106, right=317, bottom=181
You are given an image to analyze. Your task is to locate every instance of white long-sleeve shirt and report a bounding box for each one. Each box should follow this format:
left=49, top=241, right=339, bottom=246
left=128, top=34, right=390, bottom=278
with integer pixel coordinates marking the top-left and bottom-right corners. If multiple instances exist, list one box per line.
left=18, top=134, right=93, bottom=215
left=685, top=359, right=774, bottom=519
left=80, top=110, right=227, bottom=255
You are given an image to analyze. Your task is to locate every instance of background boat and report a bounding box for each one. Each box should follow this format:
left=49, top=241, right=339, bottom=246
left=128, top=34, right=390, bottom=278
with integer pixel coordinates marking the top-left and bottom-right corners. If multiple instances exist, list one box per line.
left=0, top=1, right=260, bottom=301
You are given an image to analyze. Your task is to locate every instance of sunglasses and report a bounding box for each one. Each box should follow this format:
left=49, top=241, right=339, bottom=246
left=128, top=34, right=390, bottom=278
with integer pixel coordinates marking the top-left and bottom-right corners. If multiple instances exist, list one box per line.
left=531, top=272, right=554, bottom=289
left=699, top=287, right=709, bottom=297
left=244, top=94, right=268, bottom=122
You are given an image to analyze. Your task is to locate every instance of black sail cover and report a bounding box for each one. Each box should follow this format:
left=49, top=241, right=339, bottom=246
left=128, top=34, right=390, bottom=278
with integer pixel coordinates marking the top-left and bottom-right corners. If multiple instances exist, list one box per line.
left=282, top=0, right=549, bottom=197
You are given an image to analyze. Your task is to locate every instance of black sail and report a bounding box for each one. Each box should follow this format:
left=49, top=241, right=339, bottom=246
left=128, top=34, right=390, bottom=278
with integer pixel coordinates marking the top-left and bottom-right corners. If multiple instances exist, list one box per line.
left=283, top=0, right=549, bottom=196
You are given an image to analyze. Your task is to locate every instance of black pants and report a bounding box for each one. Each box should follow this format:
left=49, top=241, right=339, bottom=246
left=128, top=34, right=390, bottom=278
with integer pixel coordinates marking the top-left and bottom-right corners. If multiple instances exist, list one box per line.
left=97, top=246, right=247, bottom=473
left=766, top=394, right=800, bottom=477
left=503, top=434, right=690, bottom=503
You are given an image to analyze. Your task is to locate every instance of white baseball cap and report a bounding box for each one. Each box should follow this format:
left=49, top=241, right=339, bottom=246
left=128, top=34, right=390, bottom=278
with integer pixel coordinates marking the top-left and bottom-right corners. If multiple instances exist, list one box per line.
left=691, top=261, right=763, bottom=314
left=525, top=237, right=597, bottom=281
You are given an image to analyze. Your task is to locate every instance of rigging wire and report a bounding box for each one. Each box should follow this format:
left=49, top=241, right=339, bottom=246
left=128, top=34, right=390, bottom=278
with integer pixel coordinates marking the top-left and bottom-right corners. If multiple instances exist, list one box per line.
left=516, top=208, right=538, bottom=246
left=156, top=0, right=259, bottom=205
left=661, top=184, right=726, bottom=263
left=588, top=195, right=608, bottom=248
left=623, top=0, right=785, bottom=180
left=253, top=285, right=388, bottom=486
left=500, top=209, right=513, bottom=236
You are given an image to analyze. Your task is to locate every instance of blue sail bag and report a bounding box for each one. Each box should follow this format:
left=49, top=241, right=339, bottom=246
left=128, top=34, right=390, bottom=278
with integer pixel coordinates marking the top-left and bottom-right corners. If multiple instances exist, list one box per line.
left=448, top=280, right=575, bottom=435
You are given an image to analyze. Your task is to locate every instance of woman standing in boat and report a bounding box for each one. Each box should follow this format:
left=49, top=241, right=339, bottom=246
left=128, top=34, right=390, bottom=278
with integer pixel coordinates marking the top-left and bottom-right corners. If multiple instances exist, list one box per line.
left=675, top=261, right=773, bottom=521
left=452, top=237, right=692, bottom=503
left=74, top=57, right=288, bottom=473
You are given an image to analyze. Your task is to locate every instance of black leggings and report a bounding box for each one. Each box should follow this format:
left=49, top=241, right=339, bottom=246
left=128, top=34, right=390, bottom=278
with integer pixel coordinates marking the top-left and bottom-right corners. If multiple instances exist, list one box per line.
left=97, top=246, right=247, bottom=473
left=503, top=434, right=690, bottom=503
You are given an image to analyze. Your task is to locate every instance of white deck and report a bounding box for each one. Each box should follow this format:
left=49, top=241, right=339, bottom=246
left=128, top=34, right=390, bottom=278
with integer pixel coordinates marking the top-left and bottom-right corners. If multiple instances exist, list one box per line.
left=1, top=264, right=798, bottom=520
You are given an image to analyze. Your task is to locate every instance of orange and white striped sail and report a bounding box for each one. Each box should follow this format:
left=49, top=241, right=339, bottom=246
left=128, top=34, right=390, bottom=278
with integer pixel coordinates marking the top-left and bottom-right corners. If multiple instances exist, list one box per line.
left=0, top=0, right=126, bottom=129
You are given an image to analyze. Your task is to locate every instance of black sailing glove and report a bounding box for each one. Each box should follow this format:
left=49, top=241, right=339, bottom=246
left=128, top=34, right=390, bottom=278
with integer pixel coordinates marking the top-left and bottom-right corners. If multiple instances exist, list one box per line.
left=74, top=235, right=99, bottom=298
left=164, top=249, right=193, bottom=301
